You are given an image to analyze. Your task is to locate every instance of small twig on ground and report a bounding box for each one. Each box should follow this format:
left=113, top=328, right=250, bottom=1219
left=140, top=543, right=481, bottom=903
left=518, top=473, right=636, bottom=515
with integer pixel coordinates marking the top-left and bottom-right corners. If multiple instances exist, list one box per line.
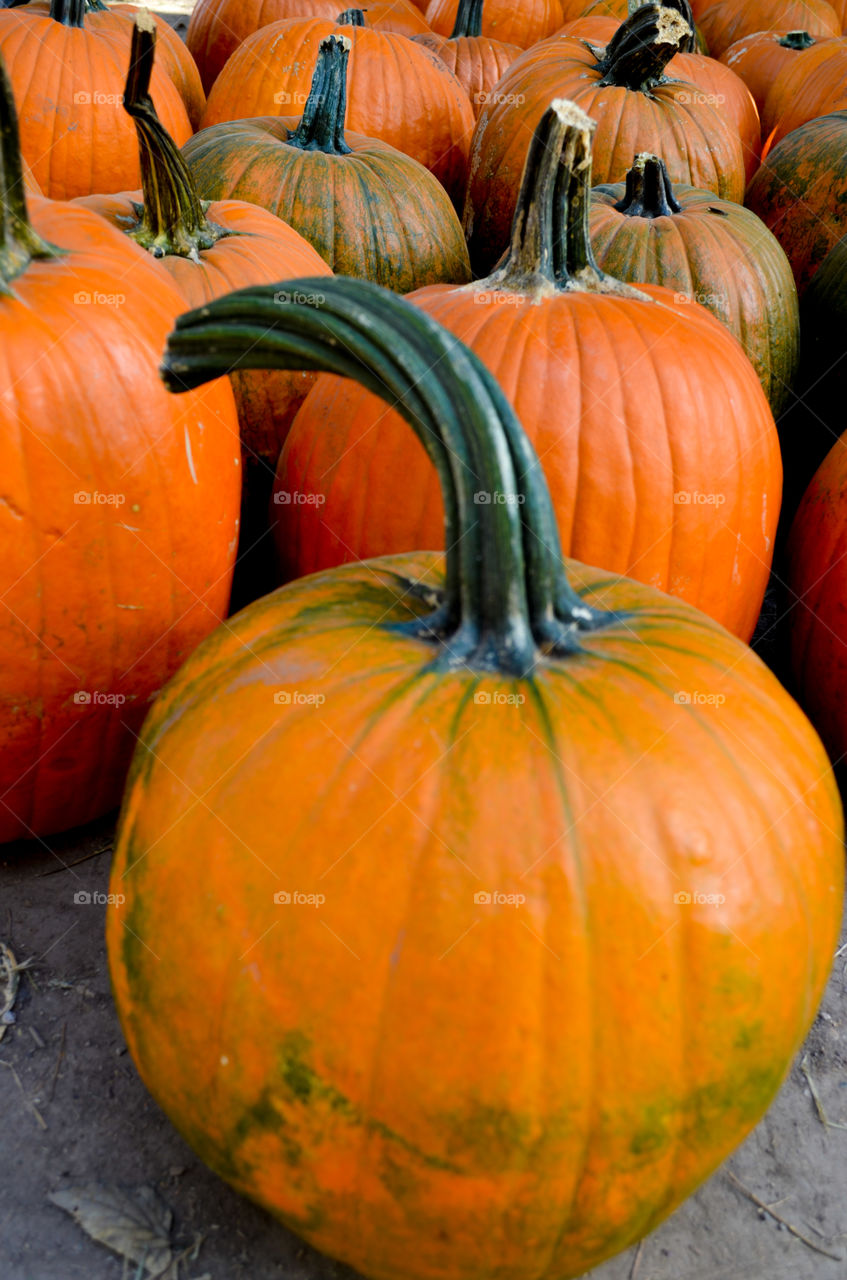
left=628, top=1238, right=644, bottom=1279
left=38, top=843, right=113, bottom=877
left=726, top=1171, right=842, bottom=1260
left=0, top=1058, right=47, bottom=1130
left=47, top=1022, right=67, bottom=1103
left=800, top=1054, right=847, bottom=1131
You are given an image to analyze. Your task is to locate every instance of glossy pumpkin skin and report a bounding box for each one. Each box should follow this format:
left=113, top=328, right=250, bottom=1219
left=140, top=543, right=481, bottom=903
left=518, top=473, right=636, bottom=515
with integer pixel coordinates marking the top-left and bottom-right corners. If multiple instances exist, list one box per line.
left=0, top=6, right=192, bottom=198
left=200, top=17, right=474, bottom=207
left=746, top=111, right=847, bottom=297
left=463, top=29, right=746, bottom=272
left=425, top=0, right=564, bottom=46
left=698, top=0, right=840, bottom=57
left=761, top=37, right=847, bottom=146
left=107, top=547, right=844, bottom=1280
left=183, top=118, right=471, bottom=293
left=0, top=199, right=240, bottom=844
left=589, top=168, right=798, bottom=414
left=787, top=433, right=847, bottom=762
left=721, top=30, right=822, bottom=118
left=186, top=0, right=428, bottom=93
left=413, top=30, right=520, bottom=117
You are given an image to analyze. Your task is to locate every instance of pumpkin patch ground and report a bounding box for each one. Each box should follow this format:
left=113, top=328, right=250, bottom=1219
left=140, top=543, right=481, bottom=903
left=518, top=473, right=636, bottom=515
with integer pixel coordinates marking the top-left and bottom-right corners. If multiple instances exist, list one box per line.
left=2, top=2, right=847, bottom=1279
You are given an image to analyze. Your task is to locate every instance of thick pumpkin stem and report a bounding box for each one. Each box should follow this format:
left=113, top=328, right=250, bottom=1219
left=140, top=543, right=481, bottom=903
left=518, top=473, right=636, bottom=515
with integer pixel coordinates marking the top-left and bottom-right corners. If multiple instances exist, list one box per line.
left=0, top=59, right=62, bottom=292
left=614, top=154, right=682, bottom=218
left=49, top=0, right=85, bottom=24
left=287, top=36, right=352, bottom=156
left=337, top=8, right=365, bottom=25
left=450, top=0, right=484, bottom=39
left=779, top=29, right=816, bottom=48
left=599, top=5, right=691, bottom=89
left=85, top=0, right=109, bottom=10
left=162, top=279, right=616, bottom=670
left=123, top=15, right=230, bottom=259
left=485, top=100, right=605, bottom=295
left=627, top=0, right=696, bottom=51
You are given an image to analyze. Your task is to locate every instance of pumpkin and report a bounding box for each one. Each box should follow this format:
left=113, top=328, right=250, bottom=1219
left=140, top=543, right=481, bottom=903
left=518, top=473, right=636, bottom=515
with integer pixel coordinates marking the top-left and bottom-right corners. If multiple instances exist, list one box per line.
left=425, top=0, right=564, bottom=46
left=721, top=29, right=821, bottom=118
left=589, top=154, right=798, bottom=413
left=186, top=0, right=429, bottom=94
left=75, top=15, right=333, bottom=605
left=698, top=0, right=840, bottom=57
left=463, top=6, right=746, bottom=273
left=776, top=233, right=847, bottom=515
left=107, top=274, right=843, bottom=1280
left=745, top=110, right=847, bottom=296
left=555, top=13, right=619, bottom=37
left=412, top=0, right=521, bottom=117
left=0, top=0, right=191, bottom=198
left=25, top=0, right=207, bottom=128
left=787, top=430, right=847, bottom=762
left=184, top=35, right=470, bottom=294
left=275, top=101, right=780, bottom=641
left=830, top=0, right=847, bottom=27
left=200, top=10, right=474, bottom=208
left=0, top=55, right=240, bottom=844
left=761, top=35, right=847, bottom=147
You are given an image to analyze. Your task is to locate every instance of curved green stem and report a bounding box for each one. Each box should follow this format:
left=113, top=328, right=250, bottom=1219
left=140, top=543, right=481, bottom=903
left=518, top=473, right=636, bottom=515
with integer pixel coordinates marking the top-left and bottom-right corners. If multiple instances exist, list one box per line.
left=122, top=14, right=229, bottom=259
left=0, top=59, right=63, bottom=293
left=287, top=36, right=352, bottom=156
left=613, top=153, right=682, bottom=218
left=779, top=30, right=815, bottom=48
left=162, top=279, right=617, bottom=671
left=337, top=8, right=365, bottom=25
left=50, top=0, right=85, bottom=25
left=599, top=5, right=691, bottom=89
left=450, top=0, right=483, bottom=39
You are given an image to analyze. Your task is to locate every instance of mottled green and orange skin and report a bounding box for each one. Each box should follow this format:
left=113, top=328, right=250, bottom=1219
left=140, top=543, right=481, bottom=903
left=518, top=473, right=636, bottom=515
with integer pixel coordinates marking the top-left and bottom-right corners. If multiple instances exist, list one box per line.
left=788, top=434, right=847, bottom=762
left=589, top=179, right=798, bottom=414
left=199, top=18, right=475, bottom=208
left=183, top=117, right=471, bottom=295
left=107, top=554, right=843, bottom=1280
left=746, top=111, right=847, bottom=297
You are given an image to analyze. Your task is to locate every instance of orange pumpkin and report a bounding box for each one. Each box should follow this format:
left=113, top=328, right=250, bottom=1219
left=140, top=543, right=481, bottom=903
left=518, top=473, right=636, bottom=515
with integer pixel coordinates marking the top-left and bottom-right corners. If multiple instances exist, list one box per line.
left=201, top=10, right=474, bottom=207
left=721, top=29, right=822, bottom=117
left=0, top=56, right=240, bottom=843
left=75, top=14, right=333, bottom=608
left=108, top=273, right=843, bottom=1280
left=0, top=0, right=192, bottom=198
left=746, top=110, right=847, bottom=296
left=698, top=0, right=839, bottom=57
left=589, top=154, right=798, bottom=413
left=184, top=35, right=470, bottom=294
left=787, top=432, right=847, bottom=762
left=425, top=0, right=564, bottom=46
left=463, top=6, right=747, bottom=272
left=761, top=35, right=847, bottom=146
left=186, top=0, right=429, bottom=93
left=274, top=101, right=780, bottom=641
left=413, top=0, right=521, bottom=117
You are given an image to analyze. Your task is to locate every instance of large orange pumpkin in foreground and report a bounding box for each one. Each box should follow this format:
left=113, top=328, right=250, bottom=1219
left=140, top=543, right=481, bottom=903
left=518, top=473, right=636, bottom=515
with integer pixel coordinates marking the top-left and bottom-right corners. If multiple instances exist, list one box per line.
left=107, top=274, right=843, bottom=1280
left=0, top=59, right=240, bottom=844
left=275, top=102, right=780, bottom=642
